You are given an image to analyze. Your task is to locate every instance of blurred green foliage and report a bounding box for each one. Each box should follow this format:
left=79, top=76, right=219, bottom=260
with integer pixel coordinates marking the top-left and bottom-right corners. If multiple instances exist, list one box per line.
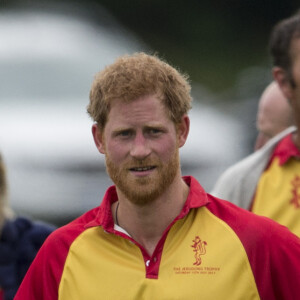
left=93, top=0, right=299, bottom=93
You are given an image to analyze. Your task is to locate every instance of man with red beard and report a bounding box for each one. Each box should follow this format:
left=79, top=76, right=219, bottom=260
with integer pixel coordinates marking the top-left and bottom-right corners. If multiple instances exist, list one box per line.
left=15, top=53, right=300, bottom=300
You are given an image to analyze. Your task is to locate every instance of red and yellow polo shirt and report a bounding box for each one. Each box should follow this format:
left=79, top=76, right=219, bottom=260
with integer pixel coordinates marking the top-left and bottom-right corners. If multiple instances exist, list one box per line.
left=252, top=134, right=300, bottom=236
left=15, top=176, right=300, bottom=300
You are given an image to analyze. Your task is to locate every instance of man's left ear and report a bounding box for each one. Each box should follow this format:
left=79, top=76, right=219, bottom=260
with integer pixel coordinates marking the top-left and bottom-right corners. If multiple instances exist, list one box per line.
left=177, top=115, right=190, bottom=148
left=272, top=67, right=293, bottom=100
left=92, top=124, right=106, bottom=154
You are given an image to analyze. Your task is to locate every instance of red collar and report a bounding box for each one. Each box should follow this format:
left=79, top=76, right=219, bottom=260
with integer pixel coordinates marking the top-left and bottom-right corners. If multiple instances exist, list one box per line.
left=85, top=176, right=210, bottom=230
left=271, top=133, right=300, bottom=165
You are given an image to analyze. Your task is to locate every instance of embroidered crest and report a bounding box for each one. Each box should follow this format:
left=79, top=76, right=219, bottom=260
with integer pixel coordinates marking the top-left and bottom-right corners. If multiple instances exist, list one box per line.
left=290, top=175, right=300, bottom=209
left=191, top=236, right=207, bottom=266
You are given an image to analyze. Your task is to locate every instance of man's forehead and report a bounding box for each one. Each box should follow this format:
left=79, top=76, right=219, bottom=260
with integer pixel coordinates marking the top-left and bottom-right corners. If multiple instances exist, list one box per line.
left=108, top=95, right=167, bottom=115
left=106, top=96, right=172, bottom=121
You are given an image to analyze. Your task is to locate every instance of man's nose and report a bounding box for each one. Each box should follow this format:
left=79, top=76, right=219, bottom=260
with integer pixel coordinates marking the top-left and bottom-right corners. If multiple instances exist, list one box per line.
left=130, top=133, right=151, bottom=159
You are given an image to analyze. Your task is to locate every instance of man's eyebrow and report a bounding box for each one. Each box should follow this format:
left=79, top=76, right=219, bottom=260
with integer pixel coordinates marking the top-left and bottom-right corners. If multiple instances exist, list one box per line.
left=111, top=127, right=133, bottom=135
left=111, top=123, right=166, bottom=133
left=144, top=124, right=165, bottom=129
left=112, top=127, right=130, bottom=132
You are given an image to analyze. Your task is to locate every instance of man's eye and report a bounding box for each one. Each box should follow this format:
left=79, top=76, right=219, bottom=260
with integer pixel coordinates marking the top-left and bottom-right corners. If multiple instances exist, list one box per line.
left=118, top=130, right=131, bottom=137
left=149, top=128, right=161, bottom=135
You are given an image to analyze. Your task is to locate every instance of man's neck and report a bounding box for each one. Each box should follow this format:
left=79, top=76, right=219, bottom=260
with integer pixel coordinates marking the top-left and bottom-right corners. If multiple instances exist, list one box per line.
left=112, top=176, right=190, bottom=256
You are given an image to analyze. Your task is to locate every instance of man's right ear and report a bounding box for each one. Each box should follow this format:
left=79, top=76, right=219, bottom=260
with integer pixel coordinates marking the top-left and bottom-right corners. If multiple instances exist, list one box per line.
left=92, top=124, right=106, bottom=154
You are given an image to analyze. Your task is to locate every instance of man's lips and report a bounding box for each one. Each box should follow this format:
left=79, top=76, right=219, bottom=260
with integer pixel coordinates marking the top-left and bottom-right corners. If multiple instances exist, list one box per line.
left=129, top=166, right=156, bottom=172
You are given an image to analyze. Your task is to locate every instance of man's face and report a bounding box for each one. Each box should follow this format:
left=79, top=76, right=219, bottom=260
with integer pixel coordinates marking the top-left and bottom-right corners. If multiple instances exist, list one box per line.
left=256, top=95, right=278, bottom=140
left=94, top=95, right=187, bottom=205
left=254, top=82, right=292, bottom=150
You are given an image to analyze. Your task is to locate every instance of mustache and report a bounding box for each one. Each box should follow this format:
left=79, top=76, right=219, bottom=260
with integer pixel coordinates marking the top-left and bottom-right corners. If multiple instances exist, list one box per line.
left=124, top=158, right=159, bottom=169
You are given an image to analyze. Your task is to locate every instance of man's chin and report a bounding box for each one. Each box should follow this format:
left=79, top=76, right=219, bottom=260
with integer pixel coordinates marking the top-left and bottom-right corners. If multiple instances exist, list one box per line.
left=119, top=183, right=160, bottom=206
left=126, top=192, right=158, bottom=206
left=133, top=176, right=152, bottom=185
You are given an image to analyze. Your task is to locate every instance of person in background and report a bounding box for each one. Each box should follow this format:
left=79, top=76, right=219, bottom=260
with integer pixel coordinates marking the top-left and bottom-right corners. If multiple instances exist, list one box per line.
left=212, top=12, right=300, bottom=237
left=15, top=52, right=300, bottom=300
left=0, top=152, right=55, bottom=300
left=254, top=81, right=294, bottom=150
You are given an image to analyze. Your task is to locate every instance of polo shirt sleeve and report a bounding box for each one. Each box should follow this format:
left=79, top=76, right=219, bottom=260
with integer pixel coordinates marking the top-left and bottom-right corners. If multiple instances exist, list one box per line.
left=207, top=195, right=300, bottom=299
left=265, top=226, right=300, bottom=299
left=242, top=217, right=300, bottom=299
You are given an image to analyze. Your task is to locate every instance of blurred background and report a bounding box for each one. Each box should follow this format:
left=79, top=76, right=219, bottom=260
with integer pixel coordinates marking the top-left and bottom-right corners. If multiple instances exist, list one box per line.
left=0, top=0, right=299, bottom=226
